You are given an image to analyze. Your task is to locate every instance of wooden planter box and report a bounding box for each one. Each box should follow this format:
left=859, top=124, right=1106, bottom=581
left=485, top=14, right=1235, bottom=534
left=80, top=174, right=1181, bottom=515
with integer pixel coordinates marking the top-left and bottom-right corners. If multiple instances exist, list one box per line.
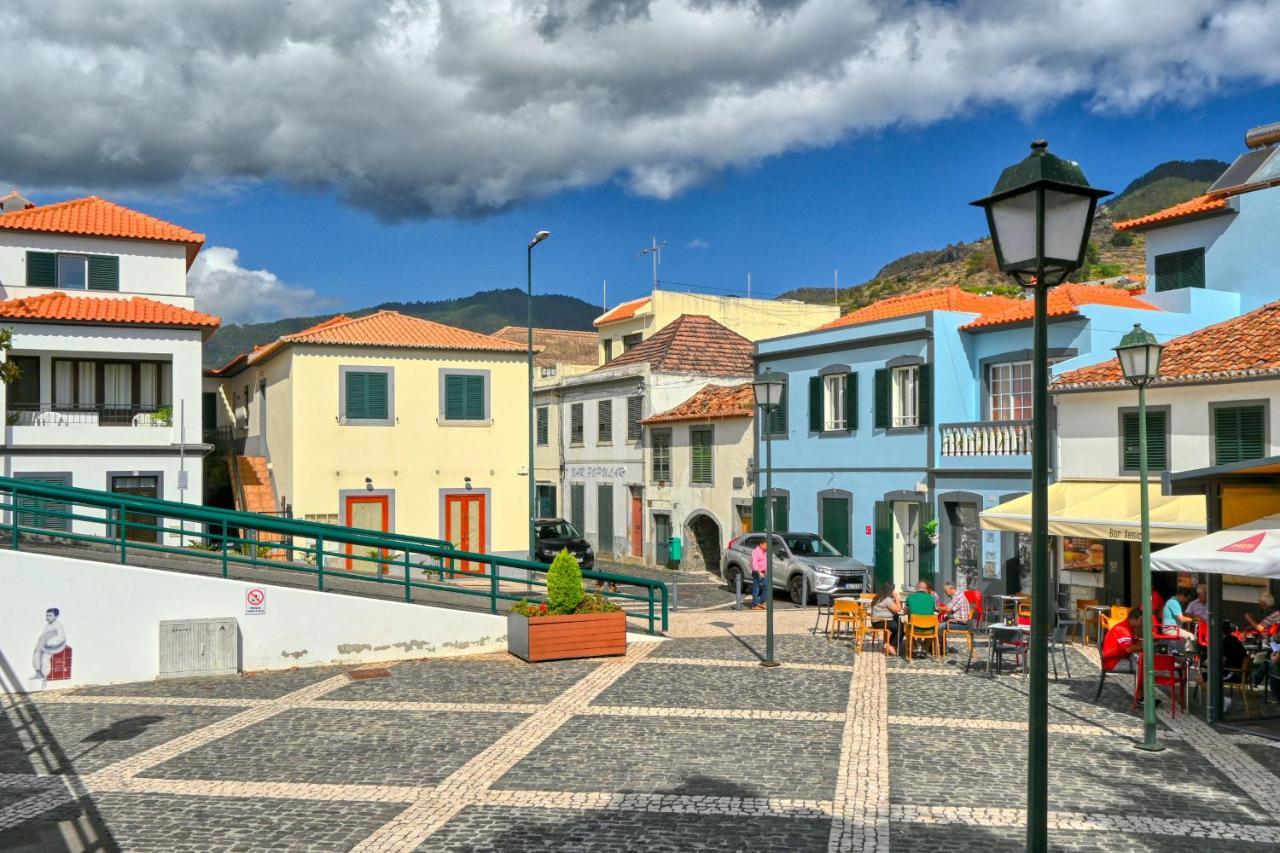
left=507, top=610, right=627, bottom=662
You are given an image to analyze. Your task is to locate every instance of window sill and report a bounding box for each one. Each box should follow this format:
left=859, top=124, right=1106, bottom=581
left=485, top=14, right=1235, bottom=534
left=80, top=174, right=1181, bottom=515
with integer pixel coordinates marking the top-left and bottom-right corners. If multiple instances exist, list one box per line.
left=340, top=419, right=394, bottom=427
left=438, top=419, right=492, bottom=428
left=885, top=425, right=925, bottom=434
left=817, top=428, right=852, bottom=437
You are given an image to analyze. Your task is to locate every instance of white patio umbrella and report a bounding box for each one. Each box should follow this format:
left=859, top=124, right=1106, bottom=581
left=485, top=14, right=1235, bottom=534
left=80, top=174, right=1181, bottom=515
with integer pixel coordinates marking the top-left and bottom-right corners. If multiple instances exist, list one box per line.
left=1149, top=513, right=1280, bottom=579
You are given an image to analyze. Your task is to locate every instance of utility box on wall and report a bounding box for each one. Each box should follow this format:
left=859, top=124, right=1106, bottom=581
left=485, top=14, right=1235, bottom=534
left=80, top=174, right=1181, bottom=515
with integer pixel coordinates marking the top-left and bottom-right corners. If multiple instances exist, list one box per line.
left=159, top=617, right=240, bottom=679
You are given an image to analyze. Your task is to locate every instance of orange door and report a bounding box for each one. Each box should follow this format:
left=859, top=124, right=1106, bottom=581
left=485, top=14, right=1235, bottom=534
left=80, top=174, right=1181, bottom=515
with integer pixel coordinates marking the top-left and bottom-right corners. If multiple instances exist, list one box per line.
left=345, top=494, right=390, bottom=571
left=630, top=493, right=643, bottom=558
left=445, top=493, right=487, bottom=574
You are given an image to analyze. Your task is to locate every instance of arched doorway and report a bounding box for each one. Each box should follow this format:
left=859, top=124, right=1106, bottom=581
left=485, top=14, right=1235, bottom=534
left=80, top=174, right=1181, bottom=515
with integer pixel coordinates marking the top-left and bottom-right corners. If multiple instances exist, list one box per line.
left=685, top=512, right=722, bottom=577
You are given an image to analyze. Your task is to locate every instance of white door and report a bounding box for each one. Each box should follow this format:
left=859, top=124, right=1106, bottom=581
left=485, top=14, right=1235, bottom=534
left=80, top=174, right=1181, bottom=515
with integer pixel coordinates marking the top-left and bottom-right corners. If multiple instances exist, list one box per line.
left=892, top=502, right=919, bottom=588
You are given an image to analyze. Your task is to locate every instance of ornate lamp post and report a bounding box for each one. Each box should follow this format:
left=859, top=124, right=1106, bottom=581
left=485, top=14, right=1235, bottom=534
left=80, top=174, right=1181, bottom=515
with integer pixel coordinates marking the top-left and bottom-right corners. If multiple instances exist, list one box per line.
left=972, top=140, right=1109, bottom=853
left=527, top=230, right=551, bottom=560
left=753, top=369, right=785, bottom=668
left=1115, top=323, right=1165, bottom=752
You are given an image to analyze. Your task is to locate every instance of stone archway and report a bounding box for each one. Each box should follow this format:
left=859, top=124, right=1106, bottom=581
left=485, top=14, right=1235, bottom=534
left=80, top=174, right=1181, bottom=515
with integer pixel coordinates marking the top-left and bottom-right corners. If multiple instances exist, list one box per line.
left=684, top=512, right=722, bottom=577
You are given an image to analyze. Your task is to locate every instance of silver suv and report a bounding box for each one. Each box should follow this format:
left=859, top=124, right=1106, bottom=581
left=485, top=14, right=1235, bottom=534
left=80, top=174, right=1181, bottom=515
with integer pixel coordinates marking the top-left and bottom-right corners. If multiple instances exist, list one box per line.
left=721, top=532, right=871, bottom=605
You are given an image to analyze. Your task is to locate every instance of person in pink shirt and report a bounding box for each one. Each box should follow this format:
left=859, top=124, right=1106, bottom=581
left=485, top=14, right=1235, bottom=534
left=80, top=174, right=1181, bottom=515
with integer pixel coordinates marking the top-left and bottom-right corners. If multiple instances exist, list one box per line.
left=751, top=539, right=769, bottom=610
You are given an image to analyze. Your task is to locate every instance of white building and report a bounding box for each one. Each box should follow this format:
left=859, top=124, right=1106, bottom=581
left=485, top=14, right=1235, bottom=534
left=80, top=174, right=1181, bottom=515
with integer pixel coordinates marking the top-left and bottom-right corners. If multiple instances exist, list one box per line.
left=537, top=314, right=753, bottom=565
left=0, top=193, right=217, bottom=542
left=641, top=382, right=755, bottom=573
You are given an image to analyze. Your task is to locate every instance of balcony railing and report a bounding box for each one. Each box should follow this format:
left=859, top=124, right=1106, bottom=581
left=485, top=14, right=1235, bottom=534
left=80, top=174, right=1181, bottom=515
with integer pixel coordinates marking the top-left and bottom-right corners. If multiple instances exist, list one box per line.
left=940, top=419, right=1032, bottom=457
left=6, top=404, right=173, bottom=428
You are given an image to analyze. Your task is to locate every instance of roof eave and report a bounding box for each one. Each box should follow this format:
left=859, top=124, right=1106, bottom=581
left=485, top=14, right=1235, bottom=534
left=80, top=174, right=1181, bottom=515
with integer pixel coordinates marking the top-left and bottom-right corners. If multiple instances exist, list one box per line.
left=1115, top=206, right=1236, bottom=233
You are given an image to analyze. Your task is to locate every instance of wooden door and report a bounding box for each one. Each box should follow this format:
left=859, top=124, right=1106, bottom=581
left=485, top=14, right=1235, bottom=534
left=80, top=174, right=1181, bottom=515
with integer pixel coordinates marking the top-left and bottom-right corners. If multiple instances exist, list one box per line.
left=630, top=491, right=643, bottom=558
left=345, top=494, right=390, bottom=571
left=111, top=475, right=160, bottom=544
left=445, top=493, right=487, bottom=574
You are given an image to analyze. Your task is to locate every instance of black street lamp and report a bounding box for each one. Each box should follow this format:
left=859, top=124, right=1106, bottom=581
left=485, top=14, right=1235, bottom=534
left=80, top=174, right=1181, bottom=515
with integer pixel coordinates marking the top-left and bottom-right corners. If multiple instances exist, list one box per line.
left=1115, top=323, right=1165, bottom=752
left=753, top=369, right=785, bottom=668
left=527, top=230, right=551, bottom=561
left=972, top=140, right=1109, bottom=853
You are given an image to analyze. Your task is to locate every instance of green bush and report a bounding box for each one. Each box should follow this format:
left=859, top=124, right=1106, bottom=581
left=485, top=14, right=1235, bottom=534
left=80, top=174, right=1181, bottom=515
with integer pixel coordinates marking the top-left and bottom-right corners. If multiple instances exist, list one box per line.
left=546, top=548, right=585, bottom=614
left=1110, top=230, right=1134, bottom=248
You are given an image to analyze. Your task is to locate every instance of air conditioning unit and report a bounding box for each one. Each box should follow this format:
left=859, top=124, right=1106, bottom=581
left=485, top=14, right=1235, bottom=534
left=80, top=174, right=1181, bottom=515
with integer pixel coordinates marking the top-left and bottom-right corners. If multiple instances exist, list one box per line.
left=159, top=617, right=240, bottom=679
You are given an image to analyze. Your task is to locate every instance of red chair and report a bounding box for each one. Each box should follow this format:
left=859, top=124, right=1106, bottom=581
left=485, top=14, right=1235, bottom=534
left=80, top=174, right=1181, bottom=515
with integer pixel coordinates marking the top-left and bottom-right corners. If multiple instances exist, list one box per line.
left=1195, top=620, right=1209, bottom=649
left=1132, top=653, right=1184, bottom=719
left=963, top=589, right=984, bottom=624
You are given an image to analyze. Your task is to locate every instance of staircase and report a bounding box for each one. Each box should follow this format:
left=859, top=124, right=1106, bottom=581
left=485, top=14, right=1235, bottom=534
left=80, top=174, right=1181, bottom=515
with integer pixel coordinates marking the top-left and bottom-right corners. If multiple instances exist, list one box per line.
left=231, top=455, right=278, bottom=515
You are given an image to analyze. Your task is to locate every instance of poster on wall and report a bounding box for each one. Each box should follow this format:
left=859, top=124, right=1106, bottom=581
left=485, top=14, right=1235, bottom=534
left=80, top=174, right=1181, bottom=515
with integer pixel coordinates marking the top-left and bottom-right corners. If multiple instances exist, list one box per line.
left=32, top=607, right=72, bottom=689
left=981, top=530, right=1001, bottom=580
left=1063, top=537, right=1105, bottom=572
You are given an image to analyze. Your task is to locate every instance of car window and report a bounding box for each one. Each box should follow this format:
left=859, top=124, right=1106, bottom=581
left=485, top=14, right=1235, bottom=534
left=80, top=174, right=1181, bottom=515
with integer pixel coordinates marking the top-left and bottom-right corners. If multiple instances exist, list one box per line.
left=784, top=535, right=840, bottom=557
left=740, top=535, right=763, bottom=550
left=538, top=522, right=580, bottom=539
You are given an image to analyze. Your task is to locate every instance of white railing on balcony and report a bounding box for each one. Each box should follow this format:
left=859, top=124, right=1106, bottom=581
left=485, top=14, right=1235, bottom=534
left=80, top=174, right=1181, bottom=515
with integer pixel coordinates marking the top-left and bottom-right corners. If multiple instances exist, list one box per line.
left=7, top=405, right=172, bottom=428
left=940, top=419, right=1032, bottom=457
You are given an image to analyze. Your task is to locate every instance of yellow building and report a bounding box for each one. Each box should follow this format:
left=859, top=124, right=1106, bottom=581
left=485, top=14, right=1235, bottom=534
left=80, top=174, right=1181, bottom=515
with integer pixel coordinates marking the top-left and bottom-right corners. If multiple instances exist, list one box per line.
left=593, top=290, right=839, bottom=365
left=209, top=311, right=530, bottom=556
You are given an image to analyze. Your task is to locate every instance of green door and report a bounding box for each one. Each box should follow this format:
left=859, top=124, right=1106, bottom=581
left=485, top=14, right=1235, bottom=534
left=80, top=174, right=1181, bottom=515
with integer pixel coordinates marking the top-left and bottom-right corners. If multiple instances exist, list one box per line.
left=821, top=497, right=851, bottom=556
left=752, top=495, right=790, bottom=532
left=873, top=500, right=892, bottom=589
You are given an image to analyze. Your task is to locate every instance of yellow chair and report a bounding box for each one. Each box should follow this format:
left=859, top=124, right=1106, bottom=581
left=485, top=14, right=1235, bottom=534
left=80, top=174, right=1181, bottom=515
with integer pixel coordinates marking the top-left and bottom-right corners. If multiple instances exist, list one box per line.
left=1224, top=657, right=1254, bottom=717
left=1076, top=598, right=1099, bottom=645
left=906, top=614, right=942, bottom=660
left=1098, top=606, right=1131, bottom=641
left=830, top=598, right=861, bottom=642
left=943, top=613, right=976, bottom=671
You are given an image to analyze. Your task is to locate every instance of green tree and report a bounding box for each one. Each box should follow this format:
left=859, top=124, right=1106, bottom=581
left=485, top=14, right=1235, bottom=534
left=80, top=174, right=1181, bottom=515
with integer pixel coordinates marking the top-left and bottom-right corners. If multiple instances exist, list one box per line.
left=546, top=548, right=585, bottom=614
left=0, top=329, right=19, bottom=385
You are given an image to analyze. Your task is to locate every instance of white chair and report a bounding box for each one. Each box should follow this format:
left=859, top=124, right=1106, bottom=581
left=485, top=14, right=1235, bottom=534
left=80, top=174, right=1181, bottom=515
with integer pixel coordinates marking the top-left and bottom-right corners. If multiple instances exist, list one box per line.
left=132, top=412, right=155, bottom=427
left=34, top=411, right=67, bottom=427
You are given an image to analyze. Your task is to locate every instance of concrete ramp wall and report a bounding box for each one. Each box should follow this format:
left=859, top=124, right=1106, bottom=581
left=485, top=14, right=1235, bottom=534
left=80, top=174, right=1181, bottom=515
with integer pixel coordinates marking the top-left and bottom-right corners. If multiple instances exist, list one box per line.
left=0, top=549, right=507, bottom=695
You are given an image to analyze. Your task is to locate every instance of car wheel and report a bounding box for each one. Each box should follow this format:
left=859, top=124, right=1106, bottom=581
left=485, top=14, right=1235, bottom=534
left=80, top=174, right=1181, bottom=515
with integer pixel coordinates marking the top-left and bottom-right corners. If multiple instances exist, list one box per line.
left=789, top=574, right=807, bottom=606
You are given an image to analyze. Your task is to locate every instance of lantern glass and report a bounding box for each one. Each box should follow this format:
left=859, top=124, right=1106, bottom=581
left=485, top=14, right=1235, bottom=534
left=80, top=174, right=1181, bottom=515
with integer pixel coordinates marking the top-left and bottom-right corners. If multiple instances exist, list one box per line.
left=753, top=372, right=784, bottom=408
left=1043, top=189, right=1094, bottom=264
left=989, top=190, right=1038, bottom=269
left=1115, top=324, right=1164, bottom=386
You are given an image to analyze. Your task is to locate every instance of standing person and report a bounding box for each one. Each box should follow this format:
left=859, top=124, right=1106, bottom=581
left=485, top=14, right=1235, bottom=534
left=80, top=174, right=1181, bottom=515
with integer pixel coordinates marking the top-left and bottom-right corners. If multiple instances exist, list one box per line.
left=750, top=538, right=769, bottom=610
left=870, top=582, right=904, bottom=656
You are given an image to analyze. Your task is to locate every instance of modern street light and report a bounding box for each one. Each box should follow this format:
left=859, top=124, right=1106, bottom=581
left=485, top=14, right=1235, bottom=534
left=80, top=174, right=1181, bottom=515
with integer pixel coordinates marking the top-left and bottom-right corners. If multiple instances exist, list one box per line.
left=753, top=369, right=785, bottom=668
left=972, top=140, right=1109, bottom=853
left=1115, top=322, right=1165, bottom=752
left=527, top=230, right=551, bottom=561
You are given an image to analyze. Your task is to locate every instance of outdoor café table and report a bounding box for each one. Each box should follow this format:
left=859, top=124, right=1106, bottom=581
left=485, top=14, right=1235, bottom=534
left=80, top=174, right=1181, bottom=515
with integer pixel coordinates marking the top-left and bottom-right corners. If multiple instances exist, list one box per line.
left=1084, top=604, right=1111, bottom=645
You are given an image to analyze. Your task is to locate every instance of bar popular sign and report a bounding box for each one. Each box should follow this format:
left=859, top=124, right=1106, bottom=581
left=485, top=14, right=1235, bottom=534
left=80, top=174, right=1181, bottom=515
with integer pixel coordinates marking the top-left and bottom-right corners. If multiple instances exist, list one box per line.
left=567, top=464, right=635, bottom=482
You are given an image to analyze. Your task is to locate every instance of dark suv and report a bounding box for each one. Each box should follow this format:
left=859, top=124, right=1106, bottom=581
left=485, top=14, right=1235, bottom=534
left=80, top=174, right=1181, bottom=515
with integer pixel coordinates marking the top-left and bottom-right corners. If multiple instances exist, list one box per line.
left=534, top=518, right=594, bottom=568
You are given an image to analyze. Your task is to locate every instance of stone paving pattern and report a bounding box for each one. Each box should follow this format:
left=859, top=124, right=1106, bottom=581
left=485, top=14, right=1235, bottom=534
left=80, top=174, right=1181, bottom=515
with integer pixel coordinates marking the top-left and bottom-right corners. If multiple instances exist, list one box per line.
left=3, top=599, right=1280, bottom=852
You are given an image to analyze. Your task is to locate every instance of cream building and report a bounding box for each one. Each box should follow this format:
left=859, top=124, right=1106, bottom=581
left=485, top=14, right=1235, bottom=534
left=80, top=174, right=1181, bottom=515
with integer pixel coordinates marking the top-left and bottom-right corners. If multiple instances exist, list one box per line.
left=209, top=311, right=530, bottom=557
left=594, top=290, right=838, bottom=366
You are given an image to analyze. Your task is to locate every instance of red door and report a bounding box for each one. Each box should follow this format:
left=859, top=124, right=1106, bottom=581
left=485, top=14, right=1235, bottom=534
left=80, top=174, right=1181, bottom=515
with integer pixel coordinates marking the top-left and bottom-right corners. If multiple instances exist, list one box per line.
left=445, top=493, right=487, bottom=574
left=630, top=491, right=643, bottom=558
left=345, top=494, right=390, bottom=571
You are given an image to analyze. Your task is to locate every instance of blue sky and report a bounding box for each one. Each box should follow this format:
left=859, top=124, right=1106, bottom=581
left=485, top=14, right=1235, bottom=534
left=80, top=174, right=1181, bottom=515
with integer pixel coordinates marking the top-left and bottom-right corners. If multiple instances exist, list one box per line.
left=144, top=82, right=1277, bottom=320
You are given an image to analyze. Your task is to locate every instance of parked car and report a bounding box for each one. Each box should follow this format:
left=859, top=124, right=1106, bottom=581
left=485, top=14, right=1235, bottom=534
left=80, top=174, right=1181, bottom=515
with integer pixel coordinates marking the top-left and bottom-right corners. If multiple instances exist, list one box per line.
left=721, top=532, right=870, bottom=605
left=533, top=518, right=594, bottom=569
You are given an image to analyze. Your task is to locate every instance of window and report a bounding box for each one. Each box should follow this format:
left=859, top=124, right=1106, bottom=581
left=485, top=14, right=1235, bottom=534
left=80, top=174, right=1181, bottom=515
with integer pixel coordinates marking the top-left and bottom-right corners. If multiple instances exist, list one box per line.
left=989, top=361, right=1032, bottom=420
left=602, top=339, right=614, bottom=364
left=626, top=395, right=643, bottom=441
left=1121, top=408, right=1168, bottom=473
left=892, top=366, right=918, bottom=427
left=690, top=426, right=713, bottom=485
left=343, top=368, right=392, bottom=424
left=597, top=399, right=613, bottom=445
left=570, top=402, right=584, bottom=445
left=810, top=372, right=856, bottom=432
left=1214, top=405, right=1265, bottom=465
left=874, top=363, right=930, bottom=429
left=441, top=371, right=486, bottom=423
left=536, top=407, right=549, bottom=446
left=651, top=428, right=672, bottom=482
left=14, top=473, right=72, bottom=532
left=1154, top=248, right=1205, bottom=293
left=623, top=332, right=642, bottom=351
left=763, top=380, right=787, bottom=436
left=26, top=251, right=119, bottom=290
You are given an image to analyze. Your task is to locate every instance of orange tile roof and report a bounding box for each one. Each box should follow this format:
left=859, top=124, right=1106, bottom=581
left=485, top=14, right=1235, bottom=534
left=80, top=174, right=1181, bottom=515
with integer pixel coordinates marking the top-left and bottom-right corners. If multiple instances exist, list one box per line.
left=817, top=287, right=1021, bottom=331
left=960, top=284, right=1159, bottom=330
left=1113, top=194, right=1231, bottom=231
left=641, top=383, right=754, bottom=424
left=0, top=291, right=219, bottom=332
left=491, top=326, right=598, bottom=366
left=594, top=296, right=650, bottom=327
left=598, top=314, right=753, bottom=377
left=0, top=196, right=205, bottom=267
left=247, top=310, right=526, bottom=365
left=1053, top=300, right=1280, bottom=391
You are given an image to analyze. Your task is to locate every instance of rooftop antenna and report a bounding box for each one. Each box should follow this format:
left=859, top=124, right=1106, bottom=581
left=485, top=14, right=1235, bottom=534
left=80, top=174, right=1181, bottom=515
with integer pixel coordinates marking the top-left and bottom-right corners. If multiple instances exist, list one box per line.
left=636, top=237, right=668, bottom=291
left=602, top=279, right=608, bottom=312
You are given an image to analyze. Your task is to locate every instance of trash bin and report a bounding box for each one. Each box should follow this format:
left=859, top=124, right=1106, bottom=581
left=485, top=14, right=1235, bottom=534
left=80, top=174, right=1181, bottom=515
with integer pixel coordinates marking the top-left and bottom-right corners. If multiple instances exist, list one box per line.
left=668, top=535, right=683, bottom=569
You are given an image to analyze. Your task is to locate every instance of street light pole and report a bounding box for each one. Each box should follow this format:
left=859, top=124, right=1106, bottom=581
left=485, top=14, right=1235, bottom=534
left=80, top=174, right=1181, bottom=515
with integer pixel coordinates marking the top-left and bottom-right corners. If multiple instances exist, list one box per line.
left=1028, top=264, right=1050, bottom=839
left=753, top=370, right=785, bottom=668
left=527, top=230, right=550, bottom=561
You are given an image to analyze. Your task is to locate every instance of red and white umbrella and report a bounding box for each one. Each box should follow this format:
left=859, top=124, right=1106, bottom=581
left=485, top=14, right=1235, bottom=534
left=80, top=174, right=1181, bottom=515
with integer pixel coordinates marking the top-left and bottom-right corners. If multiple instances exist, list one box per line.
left=1150, top=513, right=1280, bottom=580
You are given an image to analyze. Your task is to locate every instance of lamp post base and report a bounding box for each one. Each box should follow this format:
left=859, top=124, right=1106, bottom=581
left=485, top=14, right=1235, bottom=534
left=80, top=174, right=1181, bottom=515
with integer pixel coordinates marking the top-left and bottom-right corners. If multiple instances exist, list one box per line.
left=760, top=660, right=781, bottom=668
left=1133, top=740, right=1166, bottom=753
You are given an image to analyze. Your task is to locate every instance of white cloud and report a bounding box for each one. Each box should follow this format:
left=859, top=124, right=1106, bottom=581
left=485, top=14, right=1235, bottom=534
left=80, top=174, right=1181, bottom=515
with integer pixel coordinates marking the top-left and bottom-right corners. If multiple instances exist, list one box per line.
left=188, top=247, right=337, bottom=324
left=2, top=1, right=1278, bottom=219
left=687, top=237, right=710, bottom=249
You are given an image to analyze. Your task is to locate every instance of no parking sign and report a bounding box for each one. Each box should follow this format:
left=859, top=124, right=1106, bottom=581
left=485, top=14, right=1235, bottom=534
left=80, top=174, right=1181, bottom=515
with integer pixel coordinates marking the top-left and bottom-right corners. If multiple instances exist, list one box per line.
left=245, top=587, right=266, bottom=616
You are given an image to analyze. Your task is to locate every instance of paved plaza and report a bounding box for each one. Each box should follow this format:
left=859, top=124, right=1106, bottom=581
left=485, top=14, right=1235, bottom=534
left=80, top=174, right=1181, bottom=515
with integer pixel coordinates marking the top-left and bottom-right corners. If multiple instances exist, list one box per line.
left=4, top=594, right=1280, bottom=851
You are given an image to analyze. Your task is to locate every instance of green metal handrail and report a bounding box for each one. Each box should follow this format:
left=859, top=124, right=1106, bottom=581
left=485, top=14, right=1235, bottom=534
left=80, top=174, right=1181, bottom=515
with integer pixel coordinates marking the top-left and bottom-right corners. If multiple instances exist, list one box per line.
left=0, top=476, right=668, bottom=634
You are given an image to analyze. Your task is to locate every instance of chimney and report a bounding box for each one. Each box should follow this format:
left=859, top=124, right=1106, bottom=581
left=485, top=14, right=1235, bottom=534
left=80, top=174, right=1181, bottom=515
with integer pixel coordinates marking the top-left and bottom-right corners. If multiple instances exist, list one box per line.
left=1245, top=121, right=1280, bottom=150
left=0, top=190, right=33, bottom=213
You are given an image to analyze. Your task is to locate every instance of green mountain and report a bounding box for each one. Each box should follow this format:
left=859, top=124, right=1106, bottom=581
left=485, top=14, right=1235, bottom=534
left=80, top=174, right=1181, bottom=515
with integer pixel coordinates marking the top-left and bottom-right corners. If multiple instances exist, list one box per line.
left=203, top=288, right=602, bottom=367
left=1103, top=159, right=1228, bottom=222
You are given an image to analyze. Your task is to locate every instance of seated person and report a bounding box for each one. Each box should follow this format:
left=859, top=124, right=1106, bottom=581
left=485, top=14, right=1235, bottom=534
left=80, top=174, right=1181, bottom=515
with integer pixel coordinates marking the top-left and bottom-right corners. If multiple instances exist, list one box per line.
left=905, top=581, right=938, bottom=616
left=1245, top=591, right=1280, bottom=633
left=941, top=582, right=971, bottom=627
left=1101, top=608, right=1143, bottom=673
left=869, top=582, right=904, bottom=656
left=1160, top=587, right=1196, bottom=645
left=1199, top=622, right=1248, bottom=695
left=1185, top=583, right=1209, bottom=623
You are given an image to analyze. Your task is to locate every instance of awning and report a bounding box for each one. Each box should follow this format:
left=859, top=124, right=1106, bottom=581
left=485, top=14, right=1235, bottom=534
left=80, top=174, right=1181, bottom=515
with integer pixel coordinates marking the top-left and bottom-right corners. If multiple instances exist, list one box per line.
left=980, top=481, right=1206, bottom=544
left=1150, top=514, right=1280, bottom=579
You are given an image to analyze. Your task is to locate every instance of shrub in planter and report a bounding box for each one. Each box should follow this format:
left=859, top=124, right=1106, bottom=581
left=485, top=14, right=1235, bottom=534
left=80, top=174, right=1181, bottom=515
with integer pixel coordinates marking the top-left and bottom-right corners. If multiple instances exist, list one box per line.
left=546, top=548, right=584, bottom=613
left=508, top=550, right=625, bottom=662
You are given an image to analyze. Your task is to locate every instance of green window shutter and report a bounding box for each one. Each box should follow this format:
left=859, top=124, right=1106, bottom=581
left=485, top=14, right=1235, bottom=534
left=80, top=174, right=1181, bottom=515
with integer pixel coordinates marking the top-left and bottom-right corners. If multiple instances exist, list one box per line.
left=844, top=372, right=858, bottom=431
left=1155, top=249, right=1206, bottom=292
left=536, top=407, right=549, bottom=445
left=627, top=396, right=643, bottom=441
left=88, top=255, right=120, bottom=291
left=1123, top=409, right=1167, bottom=471
left=873, top=368, right=889, bottom=429
left=808, top=376, right=822, bottom=432
left=752, top=497, right=765, bottom=531
left=15, top=474, right=72, bottom=531
left=651, top=429, right=671, bottom=481
left=1239, top=406, right=1266, bottom=461
left=872, top=500, right=892, bottom=588
left=917, top=364, right=932, bottom=426
left=772, top=495, right=789, bottom=533
left=690, top=427, right=713, bottom=484
left=1215, top=406, right=1265, bottom=465
left=598, top=400, right=613, bottom=444
left=1183, top=249, right=1205, bottom=290
left=444, top=374, right=464, bottom=420
left=1154, top=253, right=1177, bottom=292
left=26, top=251, right=56, bottom=287
left=571, top=403, right=583, bottom=443
left=345, top=372, right=369, bottom=420
left=365, top=372, right=388, bottom=420
left=463, top=375, right=485, bottom=420
left=764, top=384, right=787, bottom=436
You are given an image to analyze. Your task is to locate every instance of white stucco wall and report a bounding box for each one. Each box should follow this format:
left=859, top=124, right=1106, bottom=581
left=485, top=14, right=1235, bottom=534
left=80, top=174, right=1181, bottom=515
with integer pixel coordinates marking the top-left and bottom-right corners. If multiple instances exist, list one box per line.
left=0, top=549, right=508, bottom=694
left=0, top=231, right=194, bottom=305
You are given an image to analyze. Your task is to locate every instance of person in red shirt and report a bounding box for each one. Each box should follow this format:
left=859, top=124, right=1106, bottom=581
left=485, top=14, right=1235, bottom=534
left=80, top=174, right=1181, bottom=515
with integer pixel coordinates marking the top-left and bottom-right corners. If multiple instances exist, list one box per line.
left=1102, top=608, right=1144, bottom=673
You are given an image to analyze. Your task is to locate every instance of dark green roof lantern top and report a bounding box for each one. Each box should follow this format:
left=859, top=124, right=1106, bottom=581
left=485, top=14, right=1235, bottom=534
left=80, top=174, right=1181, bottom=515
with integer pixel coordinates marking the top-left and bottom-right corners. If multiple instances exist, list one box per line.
left=1114, top=322, right=1164, bottom=386
left=971, top=140, right=1111, bottom=287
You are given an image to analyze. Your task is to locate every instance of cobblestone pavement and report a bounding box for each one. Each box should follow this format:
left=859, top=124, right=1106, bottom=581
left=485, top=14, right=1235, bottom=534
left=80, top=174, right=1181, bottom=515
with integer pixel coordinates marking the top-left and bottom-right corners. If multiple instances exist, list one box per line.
left=3, top=617, right=1278, bottom=851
